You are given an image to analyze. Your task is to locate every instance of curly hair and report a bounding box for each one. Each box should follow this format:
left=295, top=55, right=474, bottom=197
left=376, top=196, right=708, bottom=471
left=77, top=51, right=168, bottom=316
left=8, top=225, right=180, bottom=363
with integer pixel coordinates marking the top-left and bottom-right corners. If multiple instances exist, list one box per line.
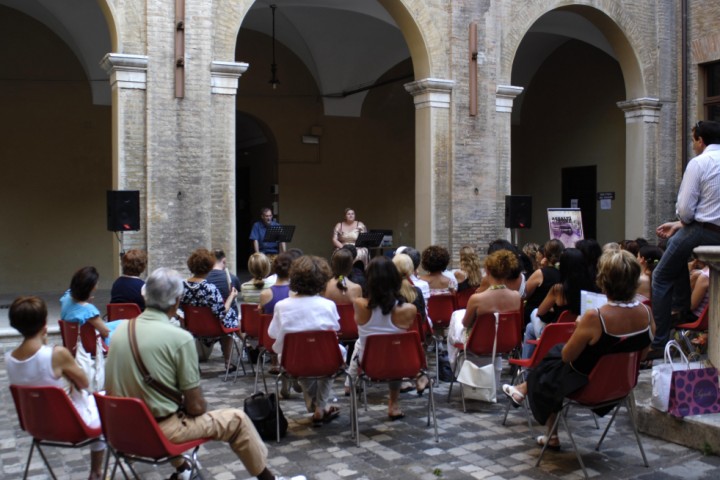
left=290, top=255, right=332, bottom=295
left=187, top=248, right=215, bottom=277
left=121, top=249, right=147, bottom=276
left=596, top=250, right=641, bottom=302
left=421, top=245, right=450, bottom=273
left=484, top=250, right=519, bottom=281
left=248, top=253, right=271, bottom=289
left=70, top=266, right=99, bottom=301
left=459, top=245, right=482, bottom=287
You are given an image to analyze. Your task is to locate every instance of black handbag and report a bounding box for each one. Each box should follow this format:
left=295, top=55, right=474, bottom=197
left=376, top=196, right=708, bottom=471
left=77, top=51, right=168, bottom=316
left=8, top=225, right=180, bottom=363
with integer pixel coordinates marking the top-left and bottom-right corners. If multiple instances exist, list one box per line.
left=243, top=392, right=288, bottom=441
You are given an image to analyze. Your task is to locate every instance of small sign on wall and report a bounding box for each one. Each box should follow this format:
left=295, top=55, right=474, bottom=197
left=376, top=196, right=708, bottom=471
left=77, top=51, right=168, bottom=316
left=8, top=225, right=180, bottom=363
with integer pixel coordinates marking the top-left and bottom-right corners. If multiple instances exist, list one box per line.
left=597, top=192, right=615, bottom=210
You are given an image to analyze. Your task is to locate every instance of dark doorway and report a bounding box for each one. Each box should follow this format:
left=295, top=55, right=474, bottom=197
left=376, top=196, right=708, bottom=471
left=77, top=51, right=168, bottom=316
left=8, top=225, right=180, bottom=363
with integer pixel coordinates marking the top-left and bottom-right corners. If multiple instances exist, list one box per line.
left=562, top=166, right=597, bottom=240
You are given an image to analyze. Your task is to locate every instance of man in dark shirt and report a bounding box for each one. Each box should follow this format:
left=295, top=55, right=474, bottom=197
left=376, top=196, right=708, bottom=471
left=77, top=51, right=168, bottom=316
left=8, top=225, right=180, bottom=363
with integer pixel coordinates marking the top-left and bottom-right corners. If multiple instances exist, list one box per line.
left=249, top=208, right=286, bottom=255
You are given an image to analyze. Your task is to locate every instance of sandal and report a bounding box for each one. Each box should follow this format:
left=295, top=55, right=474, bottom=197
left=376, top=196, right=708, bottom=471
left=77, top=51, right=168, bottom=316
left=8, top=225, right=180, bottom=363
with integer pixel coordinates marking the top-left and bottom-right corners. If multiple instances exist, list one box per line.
left=502, top=384, right=525, bottom=408
left=312, top=406, right=340, bottom=426
left=537, top=434, right=561, bottom=451
left=416, top=375, right=430, bottom=396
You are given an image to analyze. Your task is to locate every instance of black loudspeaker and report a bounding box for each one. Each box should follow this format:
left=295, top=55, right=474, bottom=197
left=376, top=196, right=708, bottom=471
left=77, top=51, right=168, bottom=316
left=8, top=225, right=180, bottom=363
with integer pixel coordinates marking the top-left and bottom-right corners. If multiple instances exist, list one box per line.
left=107, top=190, right=140, bottom=231
left=505, top=195, right=532, bottom=229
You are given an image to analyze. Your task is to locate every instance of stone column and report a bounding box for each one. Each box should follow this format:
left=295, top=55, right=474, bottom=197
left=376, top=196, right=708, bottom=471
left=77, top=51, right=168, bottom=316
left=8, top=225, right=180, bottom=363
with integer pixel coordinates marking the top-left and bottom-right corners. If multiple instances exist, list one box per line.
left=404, top=78, right=454, bottom=250
left=210, top=61, right=249, bottom=272
left=101, top=53, right=149, bottom=275
left=694, top=246, right=720, bottom=367
left=617, top=97, right=662, bottom=240
left=495, top=86, right=524, bottom=244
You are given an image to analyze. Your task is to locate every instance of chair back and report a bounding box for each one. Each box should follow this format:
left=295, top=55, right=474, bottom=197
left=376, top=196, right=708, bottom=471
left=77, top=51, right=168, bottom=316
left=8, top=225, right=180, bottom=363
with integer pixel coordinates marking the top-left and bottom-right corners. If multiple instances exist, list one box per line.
left=359, top=332, right=426, bottom=380
left=10, top=385, right=101, bottom=443
left=106, top=303, right=142, bottom=321
left=529, top=322, right=576, bottom=366
left=455, top=287, right=476, bottom=310
left=557, top=310, right=578, bottom=323
left=258, top=314, right=275, bottom=352
left=240, top=303, right=262, bottom=337
left=427, top=294, right=456, bottom=328
left=466, top=310, right=522, bottom=356
left=677, top=304, right=709, bottom=331
left=280, top=330, right=344, bottom=377
left=183, top=305, right=229, bottom=337
left=407, top=312, right=426, bottom=342
left=569, top=351, right=640, bottom=405
left=58, top=320, right=105, bottom=356
left=336, top=303, right=359, bottom=341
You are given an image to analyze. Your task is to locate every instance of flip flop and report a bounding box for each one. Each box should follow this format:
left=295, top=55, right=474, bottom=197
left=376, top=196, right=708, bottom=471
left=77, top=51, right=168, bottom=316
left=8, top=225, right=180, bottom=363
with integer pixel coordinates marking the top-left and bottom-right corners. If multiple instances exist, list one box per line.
left=502, top=384, right=525, bottom=408
left=388, top=412, right=405, bottom=421
left=322, top=406, right=340, bottom=424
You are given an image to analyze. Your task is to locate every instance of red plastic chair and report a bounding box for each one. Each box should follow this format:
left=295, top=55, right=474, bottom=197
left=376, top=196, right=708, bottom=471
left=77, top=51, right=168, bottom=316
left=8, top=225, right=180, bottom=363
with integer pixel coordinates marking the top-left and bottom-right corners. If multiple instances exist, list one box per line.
left=336, top=303, right=359, bottom=342
left=240, top=303, right=262, bottom=363
left=276, top=330, right=349, bottom=442
left=447, top=310, right=523, bottom=411
left=58, top=319, right=108, bottom=357
left=254, top=313, right=276, bottom=393
left=501, top=322, right=577, bottom=430
left=353, top=332, right=438, bottom=446
left=106, top=303, right=141, bottom=321
left=182, top=305, right=244, bottom=382
left=94, top=392, right=210, bottom=480
left=427, top=293, right=457, bottom=383
left=455, top=287, right=476, bottom=310
left=675, top=304, right=709, bottom=356
left=10, top=385, right=103, bottom=479
left=557, top=310, right=578, bottom=323
left=536, top=351, right=648, bottom=477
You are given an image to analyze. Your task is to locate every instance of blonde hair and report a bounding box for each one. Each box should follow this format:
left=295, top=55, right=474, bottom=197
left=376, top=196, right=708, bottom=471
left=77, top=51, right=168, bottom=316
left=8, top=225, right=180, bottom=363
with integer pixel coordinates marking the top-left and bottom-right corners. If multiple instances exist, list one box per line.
left=392, top=253, right=417, bottom=303
left=247, top=253, right=271, bottom=289
left=596, top=250, right=641, bottom=301
left=484, top=250, right=519, bottom=280
left=459, top=245, right=482, bottom=287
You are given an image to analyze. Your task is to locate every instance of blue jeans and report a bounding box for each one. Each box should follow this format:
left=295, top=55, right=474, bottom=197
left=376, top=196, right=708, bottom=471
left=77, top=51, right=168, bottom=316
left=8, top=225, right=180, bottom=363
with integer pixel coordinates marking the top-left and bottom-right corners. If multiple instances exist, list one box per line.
left=651, top=222, right=720, bottom=349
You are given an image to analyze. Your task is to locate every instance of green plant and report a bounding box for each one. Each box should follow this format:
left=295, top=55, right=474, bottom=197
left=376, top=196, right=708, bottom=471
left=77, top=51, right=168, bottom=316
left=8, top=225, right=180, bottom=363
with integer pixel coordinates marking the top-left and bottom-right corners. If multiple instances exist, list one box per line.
left=432, top=468, right=443, bottom=477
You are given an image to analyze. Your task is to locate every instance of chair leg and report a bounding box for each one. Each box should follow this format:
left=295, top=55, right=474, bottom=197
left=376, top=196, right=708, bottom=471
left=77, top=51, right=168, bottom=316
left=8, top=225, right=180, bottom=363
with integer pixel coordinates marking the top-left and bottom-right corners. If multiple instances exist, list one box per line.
left=596, top=403, right=622, bottom=451
left=33, top=443, right=58, bottom=480
left=232, top=334, right=243, bottom=382
left=426, top=372, right=439, bottom=442
left=446, top=350, right=462, bottom=403
left=536, top=405, right=563, bottom=468
left=624, top=398, right=650, bottom=467
left=22, top=441, right=37, bottom=480
left=275, top=375, right=283, bottom=443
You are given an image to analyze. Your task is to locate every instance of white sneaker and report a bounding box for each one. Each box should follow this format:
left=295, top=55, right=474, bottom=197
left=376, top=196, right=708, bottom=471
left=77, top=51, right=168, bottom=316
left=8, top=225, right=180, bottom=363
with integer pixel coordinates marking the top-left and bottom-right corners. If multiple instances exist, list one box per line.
left=169, top=460, right=201, bottom=480
left=276, top=476, right=307, bottom=480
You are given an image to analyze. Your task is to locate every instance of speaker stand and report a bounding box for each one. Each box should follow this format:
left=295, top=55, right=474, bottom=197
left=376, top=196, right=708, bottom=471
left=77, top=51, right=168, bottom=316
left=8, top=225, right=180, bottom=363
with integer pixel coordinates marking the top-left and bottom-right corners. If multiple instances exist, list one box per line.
left=511, top=228, right=519, bottom=248
left=114, top=231, right=126, bottom=258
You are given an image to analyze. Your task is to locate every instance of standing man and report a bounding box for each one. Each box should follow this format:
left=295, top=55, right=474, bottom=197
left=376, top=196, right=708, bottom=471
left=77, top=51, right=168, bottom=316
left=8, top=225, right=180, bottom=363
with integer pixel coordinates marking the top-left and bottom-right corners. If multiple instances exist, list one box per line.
left=651, top=120, right=720, bottom=355
left=104, top=267, right=305, bottom=480
left=250, top=207, right=286, bottom=258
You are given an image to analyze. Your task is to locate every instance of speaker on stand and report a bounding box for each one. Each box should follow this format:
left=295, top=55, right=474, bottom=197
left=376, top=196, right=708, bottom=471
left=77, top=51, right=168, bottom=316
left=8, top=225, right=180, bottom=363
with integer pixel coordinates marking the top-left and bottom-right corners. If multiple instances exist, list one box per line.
left=107, top=190, right=140, bottom=256
left=505, top=195, right=532, bottom=246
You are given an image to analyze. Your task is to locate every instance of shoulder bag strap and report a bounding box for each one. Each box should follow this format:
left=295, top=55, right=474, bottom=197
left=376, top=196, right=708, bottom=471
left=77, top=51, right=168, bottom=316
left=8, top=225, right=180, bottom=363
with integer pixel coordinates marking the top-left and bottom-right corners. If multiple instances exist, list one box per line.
left=490, top=312, right=499, bottom=362
left=128, top=318, right=183, bottom=406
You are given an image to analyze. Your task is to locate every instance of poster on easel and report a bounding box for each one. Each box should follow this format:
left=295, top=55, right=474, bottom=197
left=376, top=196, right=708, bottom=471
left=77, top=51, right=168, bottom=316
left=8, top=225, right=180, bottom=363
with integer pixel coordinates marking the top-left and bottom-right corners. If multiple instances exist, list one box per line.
left=547, top=208, right=584, bottom=248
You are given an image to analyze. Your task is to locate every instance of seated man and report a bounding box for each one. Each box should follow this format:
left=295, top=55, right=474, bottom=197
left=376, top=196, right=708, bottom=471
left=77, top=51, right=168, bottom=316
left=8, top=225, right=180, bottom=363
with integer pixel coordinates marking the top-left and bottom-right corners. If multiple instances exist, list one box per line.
left=105, top=267, right=304, bottom=480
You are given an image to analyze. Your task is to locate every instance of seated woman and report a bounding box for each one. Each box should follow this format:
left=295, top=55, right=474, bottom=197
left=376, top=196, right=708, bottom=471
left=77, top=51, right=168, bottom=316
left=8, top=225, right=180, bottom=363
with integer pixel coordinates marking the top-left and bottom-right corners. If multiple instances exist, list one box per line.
left=522, top=239, right=564, bottom=325
left=332, top=208, right=369, bottom=269
left=502, top=250, right=655, bottom=451
left=323, top=248, right=363, bottom=305
left=260, top=252, right=294, bottom=315
left=181, top=248, right=239, bottom=371
left=61, top=266, right=121, bottom=343
left=476, top=240, right=525, bottom=294
left=522, top=248, right=597, bottom=359
left=447, top=250, right=523, bottom=367
left=454, top=245, right=483, bottom=293
left=110, top=249, right=147, bottom=310
left=240, top=253, right=275, bottom=304
left=636, top=244, right=663, bottom=303
left=268, top=255, right=342, bottom=425
left=6, top=296, right=106, bottom=480
left=351, top=256, right=417, bottom=419
left=419, top=245, right=457, bottom=295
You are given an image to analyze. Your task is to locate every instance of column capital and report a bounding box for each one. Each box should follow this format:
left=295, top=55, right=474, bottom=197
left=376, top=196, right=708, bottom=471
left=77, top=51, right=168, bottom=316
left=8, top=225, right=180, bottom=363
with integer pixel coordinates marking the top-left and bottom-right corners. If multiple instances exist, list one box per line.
left=211, top=61, right=250, bottom=95
left=495, top=85, right=524, bottom=113
left=404, top=78, right=455, bottom=109
left=100, top=53, right=148, bottom=90
left=617, top=97, right=662, bottom=123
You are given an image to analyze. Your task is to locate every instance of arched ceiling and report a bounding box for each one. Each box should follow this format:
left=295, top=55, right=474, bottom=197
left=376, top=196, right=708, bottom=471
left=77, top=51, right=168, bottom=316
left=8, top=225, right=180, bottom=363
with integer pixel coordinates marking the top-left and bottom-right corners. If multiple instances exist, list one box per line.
left=0, top=0, right=112, bottom=105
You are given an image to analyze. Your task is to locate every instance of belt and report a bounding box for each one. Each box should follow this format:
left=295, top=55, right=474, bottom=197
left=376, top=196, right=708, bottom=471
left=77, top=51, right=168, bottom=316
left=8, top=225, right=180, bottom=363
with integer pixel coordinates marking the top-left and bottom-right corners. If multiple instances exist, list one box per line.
left=697, top=222, right=720, bottom=234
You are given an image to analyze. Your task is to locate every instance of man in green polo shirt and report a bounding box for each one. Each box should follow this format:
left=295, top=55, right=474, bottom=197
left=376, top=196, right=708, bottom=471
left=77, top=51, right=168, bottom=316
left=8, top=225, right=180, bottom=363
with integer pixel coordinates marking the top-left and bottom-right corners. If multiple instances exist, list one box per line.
left=105, top=267, right=304, bottom=480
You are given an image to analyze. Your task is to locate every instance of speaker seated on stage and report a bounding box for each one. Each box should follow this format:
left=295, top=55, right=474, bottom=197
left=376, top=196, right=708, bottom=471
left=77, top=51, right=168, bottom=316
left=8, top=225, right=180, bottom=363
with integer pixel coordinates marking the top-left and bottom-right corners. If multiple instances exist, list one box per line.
left=249, top=207, right=286, bottom=257
left=110, top=249, right=147, bottom=310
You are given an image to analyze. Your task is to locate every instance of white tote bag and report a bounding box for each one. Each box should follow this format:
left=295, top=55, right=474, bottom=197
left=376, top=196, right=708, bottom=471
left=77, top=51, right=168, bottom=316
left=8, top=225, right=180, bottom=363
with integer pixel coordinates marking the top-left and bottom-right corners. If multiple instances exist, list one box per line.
left=74, top=333, right=105, bottom=392
left=457, top=313, right=499, bottom=403
left=651, top=340, right=706, bottom=412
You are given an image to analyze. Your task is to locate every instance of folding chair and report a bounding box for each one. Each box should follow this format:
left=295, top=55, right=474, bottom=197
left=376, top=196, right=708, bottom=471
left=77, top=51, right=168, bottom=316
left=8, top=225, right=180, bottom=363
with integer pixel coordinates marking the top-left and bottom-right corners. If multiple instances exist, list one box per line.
left=10, top=385, right=103, bottom=480
left=536, top=351, right=648, bottom=479
left=502, top=322, right=577, bottom=431
left=675, top=304, right=709, bottom=358
left=106, top=303, right=142, bottom=321
left=275, top=330, right=349, bottom=442
left=58, top=319, right=108, bottom=357
left=447, top=310, right=522, bottom=412
left=94, top=392, right=210, bottom=480
left=182, top=305, right=244, bottom=381
left=352, top=331, right=438, bottom=446
left=427, top=293, right=456, bottom=383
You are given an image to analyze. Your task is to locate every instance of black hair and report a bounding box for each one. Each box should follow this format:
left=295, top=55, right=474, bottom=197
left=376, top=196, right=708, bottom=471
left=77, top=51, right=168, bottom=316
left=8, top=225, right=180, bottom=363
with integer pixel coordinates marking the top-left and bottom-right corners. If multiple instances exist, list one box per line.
left=9, top=296, right=47, bottom=337
left=70, top=266, right=99, bottom=302
left=366, top=256, right=404, bottom=315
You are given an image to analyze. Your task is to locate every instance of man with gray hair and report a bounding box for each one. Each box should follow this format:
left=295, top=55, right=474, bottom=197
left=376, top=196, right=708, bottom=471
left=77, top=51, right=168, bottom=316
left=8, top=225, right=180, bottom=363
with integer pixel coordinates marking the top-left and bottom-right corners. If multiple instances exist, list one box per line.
left=105, top=268, right=304, bottom=480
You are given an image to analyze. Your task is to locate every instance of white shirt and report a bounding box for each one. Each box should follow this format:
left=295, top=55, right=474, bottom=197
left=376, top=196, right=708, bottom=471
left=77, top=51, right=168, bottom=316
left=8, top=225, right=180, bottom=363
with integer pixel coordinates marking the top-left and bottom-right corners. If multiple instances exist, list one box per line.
left=268, top=295, right=340, bottom=357
left=676, top=144, right=720, bottom=225
left=410, top=274, right=430, bottom=301
left=442, top=270, right=459, bottom=290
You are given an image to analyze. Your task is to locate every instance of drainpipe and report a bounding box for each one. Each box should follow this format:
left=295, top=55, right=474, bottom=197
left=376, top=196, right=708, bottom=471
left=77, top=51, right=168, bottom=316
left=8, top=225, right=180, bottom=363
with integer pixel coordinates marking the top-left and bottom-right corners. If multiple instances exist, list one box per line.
left=682, top=0, right=689, bottom=170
